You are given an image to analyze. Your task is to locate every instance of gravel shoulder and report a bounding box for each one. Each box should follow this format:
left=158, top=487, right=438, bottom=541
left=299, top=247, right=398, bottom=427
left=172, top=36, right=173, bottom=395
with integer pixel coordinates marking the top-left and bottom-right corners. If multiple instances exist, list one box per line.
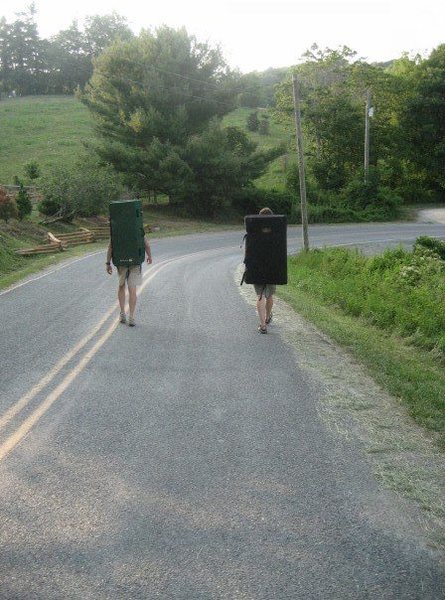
left=237, top=266, right=445, bottom=562
left=417, top=208, right=445, bottom=224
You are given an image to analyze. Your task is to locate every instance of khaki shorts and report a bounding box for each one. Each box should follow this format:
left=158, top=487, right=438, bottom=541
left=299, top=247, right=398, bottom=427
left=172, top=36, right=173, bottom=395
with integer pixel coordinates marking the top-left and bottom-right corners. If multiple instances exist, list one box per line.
left=253, top=284, right=276, bottom=299
left=117, top=265, right=142, bottom=288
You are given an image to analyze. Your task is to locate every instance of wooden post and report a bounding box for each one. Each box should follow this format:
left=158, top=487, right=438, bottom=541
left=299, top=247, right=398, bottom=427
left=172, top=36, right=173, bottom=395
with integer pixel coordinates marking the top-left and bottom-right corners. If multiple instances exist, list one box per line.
left=364, top=90, right=371, bottom=182
left=292, top=73, right=309, bottom=251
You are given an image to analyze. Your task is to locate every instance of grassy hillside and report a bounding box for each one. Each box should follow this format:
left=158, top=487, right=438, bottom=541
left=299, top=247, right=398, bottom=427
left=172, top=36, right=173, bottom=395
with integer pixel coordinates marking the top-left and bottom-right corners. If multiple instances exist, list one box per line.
left=0, top=96, right=94, bottom=184
left=222, top=107, right=292, bottom=191
left=0, top=97, right=291, bottom=191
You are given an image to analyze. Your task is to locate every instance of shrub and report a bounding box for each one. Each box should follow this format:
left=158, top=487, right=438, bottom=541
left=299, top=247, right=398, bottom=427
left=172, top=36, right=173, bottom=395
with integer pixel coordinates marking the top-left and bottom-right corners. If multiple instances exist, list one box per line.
left=24, top=161, right=41, bottom=180
left=341, top=167, right=401, bottom=220
left=38, top=155, right=122, bottom=219
left=246, top=111, right=260, bottom=132
left=15, top=182, right=33, bottom=220
left=0, top=189, right=18, bottom=223
left=415, top=236, right=445, bottom=261
left=232, top=187, right=293, bottom=217
left=258, top=115, right=270, bottom=135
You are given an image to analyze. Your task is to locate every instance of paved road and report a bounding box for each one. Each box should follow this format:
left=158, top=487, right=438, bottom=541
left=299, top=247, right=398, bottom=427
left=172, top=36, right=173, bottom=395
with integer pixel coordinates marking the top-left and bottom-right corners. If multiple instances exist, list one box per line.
left=0, top=223, right=444, bottom=599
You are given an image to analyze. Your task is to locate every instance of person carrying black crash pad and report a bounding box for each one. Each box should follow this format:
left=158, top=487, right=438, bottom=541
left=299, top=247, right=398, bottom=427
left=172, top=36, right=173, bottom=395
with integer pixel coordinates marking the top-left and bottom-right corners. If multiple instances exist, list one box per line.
left=242, top=207, right=288, bottom=334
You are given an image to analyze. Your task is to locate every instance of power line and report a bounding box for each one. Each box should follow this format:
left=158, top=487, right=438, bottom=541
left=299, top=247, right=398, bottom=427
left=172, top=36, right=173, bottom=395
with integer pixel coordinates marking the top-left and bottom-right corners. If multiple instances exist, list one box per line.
left=97, top=57, right=242, bottom=95
left=107, top=72, right=238, bottom=111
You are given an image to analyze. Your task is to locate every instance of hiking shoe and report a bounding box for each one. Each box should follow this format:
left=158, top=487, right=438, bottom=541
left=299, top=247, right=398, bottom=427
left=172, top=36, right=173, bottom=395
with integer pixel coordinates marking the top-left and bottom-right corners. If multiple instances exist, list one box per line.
left=266, top=312, right=273, bottom=325
left=119, top=312, right=127, bottom=324
left=258, top=326, right=267, bottom=334
left=128, top=317, right=135, bottom=327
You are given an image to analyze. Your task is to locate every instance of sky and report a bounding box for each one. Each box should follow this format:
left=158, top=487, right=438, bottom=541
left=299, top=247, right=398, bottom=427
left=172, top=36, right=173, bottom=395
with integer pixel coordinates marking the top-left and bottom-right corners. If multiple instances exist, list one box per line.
left=2, top=0, right=445, bottom=72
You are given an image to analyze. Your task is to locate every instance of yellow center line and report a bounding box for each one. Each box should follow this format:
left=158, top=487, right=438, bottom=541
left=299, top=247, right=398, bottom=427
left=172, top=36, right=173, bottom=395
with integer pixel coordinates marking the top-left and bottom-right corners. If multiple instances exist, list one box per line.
left=0, top=261, right=169, bottom=461
left=0, top=244, right=235, bottom=461
left=0, top=259, right=169, bottom=431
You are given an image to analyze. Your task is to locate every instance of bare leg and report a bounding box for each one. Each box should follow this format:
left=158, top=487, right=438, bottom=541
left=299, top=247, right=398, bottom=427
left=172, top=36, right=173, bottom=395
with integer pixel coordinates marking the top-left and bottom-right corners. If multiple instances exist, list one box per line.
left=118, top=284, right=126, bottom=314
left=128, top=286, right=137, bottom=319
left=256, top=296, right=267, bottom=329
left=266, top=295, right=274, bottom=321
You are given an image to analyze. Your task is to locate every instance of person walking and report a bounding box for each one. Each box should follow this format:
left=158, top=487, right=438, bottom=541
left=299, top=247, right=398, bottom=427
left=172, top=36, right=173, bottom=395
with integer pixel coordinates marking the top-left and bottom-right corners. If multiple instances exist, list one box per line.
left=106, top=236, right=152, bottom=327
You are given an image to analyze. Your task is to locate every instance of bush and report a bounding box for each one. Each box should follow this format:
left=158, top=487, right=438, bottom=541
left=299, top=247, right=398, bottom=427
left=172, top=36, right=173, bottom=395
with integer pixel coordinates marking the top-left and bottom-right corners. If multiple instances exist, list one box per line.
left=15, top=182, right=32, bottom=220
left=0, top=189, right=18, bottom=223
left=24, top=161, right=41, bottom=180
left=341, top=167, right=401, bottom=220
left=258, top=116, right=270, bottom=135
left=288, top=245, right=445, bottom=355
left=246, top=111, right=260, bottom=132
left=415, top=236, right=445, bottom=261
left=38, top=198, right=62, bottom=217
left=231, top=187, right=293, bottom=217
left=38, top=155, right=122, bottom=219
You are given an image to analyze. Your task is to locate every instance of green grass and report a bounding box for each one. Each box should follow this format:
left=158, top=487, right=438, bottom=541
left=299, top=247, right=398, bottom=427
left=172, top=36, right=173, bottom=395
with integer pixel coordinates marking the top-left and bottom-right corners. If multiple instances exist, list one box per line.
left=0, top=98, right=292, bottom=192
left=278, top=247, right=445, bottom=447
left=0, top=96, right=94, bottom=184
left=0, top=213, right=95, bottom=290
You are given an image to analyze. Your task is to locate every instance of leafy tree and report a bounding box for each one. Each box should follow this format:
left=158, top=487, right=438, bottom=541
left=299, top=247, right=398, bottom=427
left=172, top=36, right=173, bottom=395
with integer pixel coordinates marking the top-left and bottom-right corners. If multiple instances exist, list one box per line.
left=238, top=72, right=263, bottom=107
left=401, top=45, right=445, bottom=198
left=50, top=21, right=91, bottom=92
left=38, top=154, right=122, bottom=219
left=0, top=4, right=45, bottom=95
left=83, top=13, right=133, bottom=57
left=238, top=68, right=288, bottom=108
left=0, top=9, right=133, bottom=96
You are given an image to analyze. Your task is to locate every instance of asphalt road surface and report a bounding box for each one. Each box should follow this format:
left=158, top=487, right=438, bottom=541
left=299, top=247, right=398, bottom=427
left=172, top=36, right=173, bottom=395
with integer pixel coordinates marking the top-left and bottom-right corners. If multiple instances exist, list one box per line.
left=1, top=223, right=445, bottom=599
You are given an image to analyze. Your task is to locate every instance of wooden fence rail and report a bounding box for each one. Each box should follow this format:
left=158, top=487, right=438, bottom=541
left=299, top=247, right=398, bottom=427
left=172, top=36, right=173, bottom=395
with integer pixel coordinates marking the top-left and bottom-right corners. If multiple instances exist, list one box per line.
left=16, top=226, right=109, bottom=256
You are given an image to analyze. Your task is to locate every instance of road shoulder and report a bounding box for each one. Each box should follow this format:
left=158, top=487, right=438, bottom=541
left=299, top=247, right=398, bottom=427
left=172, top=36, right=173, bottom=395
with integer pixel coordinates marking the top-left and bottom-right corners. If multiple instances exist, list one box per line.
left=237, top=266, right=445, bottom=562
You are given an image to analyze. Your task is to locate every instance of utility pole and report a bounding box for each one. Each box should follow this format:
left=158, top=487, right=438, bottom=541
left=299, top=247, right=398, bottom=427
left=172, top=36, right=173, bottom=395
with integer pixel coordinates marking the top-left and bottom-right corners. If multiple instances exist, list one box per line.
left=292, top=73, right=309, bottom=252
left=364, top=89, right=371, bottom=182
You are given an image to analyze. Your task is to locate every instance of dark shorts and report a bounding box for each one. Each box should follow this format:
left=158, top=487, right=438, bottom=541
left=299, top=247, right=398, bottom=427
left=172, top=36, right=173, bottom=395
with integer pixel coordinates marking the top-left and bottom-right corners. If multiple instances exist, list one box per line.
left=253, top=284, right=276, bottom=298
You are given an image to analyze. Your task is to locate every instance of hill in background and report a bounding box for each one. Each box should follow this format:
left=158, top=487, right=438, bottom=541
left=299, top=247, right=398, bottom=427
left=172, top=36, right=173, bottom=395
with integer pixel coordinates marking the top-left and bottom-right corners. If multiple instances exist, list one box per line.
left=0, top=96, right=290, bottom=191
left=0, top=96, right=94, bottom=185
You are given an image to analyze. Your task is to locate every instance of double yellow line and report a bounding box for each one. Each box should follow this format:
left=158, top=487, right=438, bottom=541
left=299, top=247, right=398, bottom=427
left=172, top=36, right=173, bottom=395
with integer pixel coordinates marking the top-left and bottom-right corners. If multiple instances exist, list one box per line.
left=0, top=244, right=237, bottom=462
left=0, top=258, right=173, bottom=461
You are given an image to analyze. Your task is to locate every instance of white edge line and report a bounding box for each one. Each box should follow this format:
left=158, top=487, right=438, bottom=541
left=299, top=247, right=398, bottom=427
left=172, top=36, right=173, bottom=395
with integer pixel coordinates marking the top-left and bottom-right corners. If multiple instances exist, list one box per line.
left=0, top=250, right=105, bottom=297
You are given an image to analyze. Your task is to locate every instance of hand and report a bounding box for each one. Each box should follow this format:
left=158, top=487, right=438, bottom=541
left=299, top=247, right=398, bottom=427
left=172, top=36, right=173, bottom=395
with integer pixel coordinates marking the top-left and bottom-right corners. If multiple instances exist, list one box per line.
left=146, top=256, right=152, bottom=264
left=106, top=264, right=112, bottom=274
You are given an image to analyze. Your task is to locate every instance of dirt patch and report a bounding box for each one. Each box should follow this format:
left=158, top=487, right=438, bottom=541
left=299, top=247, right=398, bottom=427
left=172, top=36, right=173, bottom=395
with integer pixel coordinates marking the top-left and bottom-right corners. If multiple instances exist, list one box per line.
left=236, top=265, right=445, bottom=556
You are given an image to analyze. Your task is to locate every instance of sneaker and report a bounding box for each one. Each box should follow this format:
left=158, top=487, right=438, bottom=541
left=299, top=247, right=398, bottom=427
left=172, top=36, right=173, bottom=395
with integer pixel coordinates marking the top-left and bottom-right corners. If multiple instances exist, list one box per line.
left=128, top=316, right=135, bottom=327
left=266, top=312, right=273, bottom=325
left=119, top=312, right=127, bottom=324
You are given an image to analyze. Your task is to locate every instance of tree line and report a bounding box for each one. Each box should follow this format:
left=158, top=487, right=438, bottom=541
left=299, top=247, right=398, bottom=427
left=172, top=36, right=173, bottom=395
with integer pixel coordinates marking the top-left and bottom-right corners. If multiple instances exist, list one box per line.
left=271, top=44, right=445, bottom=221
left=0, top=5, right=284, bottom=105
left=1, top=6, right=443, bottom=222
left=0, top=5, right=133, bottom=96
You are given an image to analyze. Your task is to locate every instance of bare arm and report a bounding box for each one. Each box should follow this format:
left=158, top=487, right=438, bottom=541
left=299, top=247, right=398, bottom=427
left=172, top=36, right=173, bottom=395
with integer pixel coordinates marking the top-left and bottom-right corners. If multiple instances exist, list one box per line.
left=144, top=236, right=152, bottom=264
left=106, top=243, right=112, bottom=274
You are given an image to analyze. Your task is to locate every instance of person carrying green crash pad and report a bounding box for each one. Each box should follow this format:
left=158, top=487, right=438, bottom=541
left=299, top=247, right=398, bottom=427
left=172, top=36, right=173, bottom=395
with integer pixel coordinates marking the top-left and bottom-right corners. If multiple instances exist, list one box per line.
left=106, top=200, right=152, bottom=327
